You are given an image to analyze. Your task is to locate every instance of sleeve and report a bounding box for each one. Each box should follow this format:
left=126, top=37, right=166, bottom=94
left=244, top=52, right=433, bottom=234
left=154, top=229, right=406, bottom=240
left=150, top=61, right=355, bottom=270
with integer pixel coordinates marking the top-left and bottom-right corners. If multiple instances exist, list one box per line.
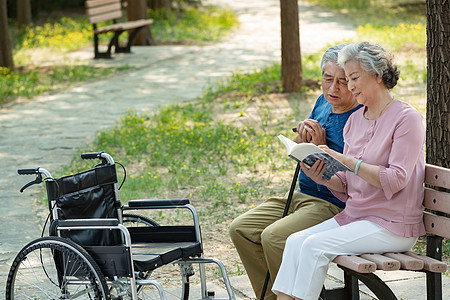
left=330, top=171, right=349, bottom=202
left=379, top=108, right=425, bottom=200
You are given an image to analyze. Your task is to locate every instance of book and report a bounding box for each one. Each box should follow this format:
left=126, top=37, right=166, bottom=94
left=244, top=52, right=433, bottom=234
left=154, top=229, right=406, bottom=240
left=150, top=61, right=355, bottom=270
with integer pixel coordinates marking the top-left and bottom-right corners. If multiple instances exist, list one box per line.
left=277, top=134, right=351, bottom=180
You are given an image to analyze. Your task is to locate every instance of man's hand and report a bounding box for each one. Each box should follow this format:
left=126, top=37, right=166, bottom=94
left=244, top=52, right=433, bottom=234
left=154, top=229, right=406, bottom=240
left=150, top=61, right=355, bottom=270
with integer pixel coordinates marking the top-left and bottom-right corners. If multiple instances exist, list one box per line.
left=295, top=119, right=326, bottom=145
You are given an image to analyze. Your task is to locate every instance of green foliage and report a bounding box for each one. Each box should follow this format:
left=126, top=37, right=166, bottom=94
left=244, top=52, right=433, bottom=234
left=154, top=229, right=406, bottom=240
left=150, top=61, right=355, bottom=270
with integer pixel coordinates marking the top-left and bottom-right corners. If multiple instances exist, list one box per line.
left=208, top=64, right=282, bottom=96
left=149, top=5, right=238, bottom=42
left=0, top=65, right=131, bottom=104
left=305, top=0, right=426, bottom=26
left=13, top=16, right=91, bottom=52
left=356, top=23, right=426, bottom=52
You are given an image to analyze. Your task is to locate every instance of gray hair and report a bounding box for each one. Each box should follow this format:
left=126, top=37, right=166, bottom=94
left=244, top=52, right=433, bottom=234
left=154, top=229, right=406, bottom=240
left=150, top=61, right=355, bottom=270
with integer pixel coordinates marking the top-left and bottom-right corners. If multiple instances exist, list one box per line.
left=337, top=42, right=400, bottom=89
left=320, top=43, right=348, bottom=74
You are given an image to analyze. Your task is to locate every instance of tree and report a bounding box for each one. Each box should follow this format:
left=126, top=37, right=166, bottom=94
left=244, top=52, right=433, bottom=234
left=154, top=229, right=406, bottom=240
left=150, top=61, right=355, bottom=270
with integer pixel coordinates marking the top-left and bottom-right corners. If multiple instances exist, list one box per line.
left=280, top=0, right=302, bottom=93
left=17, top=0, right=32, bottom=29
left=0, top=0, right=14, bottom=69
left=426, top=0, right=450, bottom=168
left=128, top=0, right=156, bottom=45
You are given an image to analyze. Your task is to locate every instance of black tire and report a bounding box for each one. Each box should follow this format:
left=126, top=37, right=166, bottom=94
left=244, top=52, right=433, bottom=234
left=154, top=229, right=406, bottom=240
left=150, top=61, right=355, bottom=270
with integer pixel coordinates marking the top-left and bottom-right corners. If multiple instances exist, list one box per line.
left=6, top=236, right=109, bottom=299
left=122, top=213, right=159, bottom=227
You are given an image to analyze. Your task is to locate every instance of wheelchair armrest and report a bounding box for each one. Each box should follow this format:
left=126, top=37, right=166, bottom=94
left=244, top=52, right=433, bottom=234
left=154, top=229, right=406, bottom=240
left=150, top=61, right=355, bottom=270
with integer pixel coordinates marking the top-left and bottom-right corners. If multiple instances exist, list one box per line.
left=127, top=198, right=190, bottom=208
left=55, top=219, right=120, bottom=227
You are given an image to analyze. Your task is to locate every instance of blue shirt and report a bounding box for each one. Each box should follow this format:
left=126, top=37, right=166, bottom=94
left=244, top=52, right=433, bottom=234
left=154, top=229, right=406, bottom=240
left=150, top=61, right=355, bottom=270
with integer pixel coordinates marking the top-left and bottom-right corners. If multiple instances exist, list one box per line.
left=298, top=94, right=362, bottom=208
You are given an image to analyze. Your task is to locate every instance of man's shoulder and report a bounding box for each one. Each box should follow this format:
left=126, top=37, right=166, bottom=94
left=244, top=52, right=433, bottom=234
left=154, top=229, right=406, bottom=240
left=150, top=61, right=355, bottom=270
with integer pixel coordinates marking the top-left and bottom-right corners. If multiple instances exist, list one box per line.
left=311, top=94, right=331, bottom=113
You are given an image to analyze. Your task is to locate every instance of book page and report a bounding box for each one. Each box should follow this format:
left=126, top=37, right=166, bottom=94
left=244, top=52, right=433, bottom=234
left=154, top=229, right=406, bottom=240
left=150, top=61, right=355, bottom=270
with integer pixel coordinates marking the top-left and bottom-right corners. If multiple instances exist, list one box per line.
left=277, top=134, right=323, bottom=161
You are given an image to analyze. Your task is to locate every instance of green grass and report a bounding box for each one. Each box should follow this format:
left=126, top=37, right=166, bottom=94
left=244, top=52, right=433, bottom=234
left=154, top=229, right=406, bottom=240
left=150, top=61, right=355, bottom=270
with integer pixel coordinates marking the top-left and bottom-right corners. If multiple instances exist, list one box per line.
left=149, top=5, right=238, bottom=42
left=0, top=65, right=131, bottom=102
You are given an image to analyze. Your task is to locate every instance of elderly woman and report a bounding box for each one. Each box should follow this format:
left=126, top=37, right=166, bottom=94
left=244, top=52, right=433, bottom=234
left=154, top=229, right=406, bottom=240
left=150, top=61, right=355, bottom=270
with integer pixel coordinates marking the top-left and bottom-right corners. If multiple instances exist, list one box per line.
left=272, top=42, right=426, bottom=300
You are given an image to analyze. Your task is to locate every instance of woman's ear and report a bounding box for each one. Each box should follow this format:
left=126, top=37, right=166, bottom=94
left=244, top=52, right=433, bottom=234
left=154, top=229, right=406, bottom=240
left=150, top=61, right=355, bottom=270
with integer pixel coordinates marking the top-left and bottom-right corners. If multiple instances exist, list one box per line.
left=376, top=76, right=383, bottom=84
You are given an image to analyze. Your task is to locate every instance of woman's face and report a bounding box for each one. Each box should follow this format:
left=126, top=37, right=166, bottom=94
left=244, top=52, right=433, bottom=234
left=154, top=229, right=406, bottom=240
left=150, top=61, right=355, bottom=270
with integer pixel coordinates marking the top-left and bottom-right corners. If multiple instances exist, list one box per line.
left=344, top=59, right=382, bottom=106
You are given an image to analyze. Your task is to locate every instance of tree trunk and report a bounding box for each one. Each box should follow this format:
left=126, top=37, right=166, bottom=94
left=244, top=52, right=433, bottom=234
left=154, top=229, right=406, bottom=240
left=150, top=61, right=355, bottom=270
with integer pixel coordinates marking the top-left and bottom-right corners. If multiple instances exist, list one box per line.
left=17, top=0, right=32, bottom=30
left=0, top=0, right=14, bottom=69
left=128, top=0, right=155, bottom=45
left=280, top=0, right=302, bottom=93
left=426, top=0, right=450, bottom=168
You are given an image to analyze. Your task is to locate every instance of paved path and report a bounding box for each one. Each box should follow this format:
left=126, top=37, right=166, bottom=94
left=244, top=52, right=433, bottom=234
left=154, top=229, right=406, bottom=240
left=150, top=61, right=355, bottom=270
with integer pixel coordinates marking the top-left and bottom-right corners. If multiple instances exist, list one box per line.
left=8, top=1, right=445, bottom=299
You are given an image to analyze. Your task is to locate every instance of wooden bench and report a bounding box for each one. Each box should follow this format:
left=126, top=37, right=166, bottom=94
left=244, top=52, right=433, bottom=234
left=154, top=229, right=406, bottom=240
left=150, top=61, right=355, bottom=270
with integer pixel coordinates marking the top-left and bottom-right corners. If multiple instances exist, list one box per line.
left=85, top=0, right=154, bottom=59
left=322, top=164, right=449, bottom=300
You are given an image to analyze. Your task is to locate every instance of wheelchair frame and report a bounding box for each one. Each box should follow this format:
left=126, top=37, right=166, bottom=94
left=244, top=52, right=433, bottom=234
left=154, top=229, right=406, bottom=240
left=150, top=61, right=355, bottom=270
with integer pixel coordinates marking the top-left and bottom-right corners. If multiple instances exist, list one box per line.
left=6, top=152, right=236, bottom=300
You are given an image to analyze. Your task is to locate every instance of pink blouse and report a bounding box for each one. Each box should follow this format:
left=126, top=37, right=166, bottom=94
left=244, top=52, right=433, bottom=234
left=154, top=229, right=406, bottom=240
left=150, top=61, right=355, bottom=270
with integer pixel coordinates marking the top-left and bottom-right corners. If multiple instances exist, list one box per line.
left=332, top=100, right=426, bottom=237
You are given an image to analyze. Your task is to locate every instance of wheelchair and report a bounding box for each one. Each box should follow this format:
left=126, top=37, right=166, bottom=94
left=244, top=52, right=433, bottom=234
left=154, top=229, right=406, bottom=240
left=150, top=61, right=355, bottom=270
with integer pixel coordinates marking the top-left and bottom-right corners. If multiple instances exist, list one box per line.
left=6, top=152, right=236, bottom=300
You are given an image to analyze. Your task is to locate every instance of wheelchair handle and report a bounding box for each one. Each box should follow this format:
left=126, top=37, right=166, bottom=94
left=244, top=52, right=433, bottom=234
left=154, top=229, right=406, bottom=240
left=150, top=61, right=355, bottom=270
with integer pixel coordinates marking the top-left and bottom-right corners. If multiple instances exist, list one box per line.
left=17, top=167, right=52, bottom=193
left=81, top=152, right=115, bottom=164
left=18, top=168, right=40, bottom=175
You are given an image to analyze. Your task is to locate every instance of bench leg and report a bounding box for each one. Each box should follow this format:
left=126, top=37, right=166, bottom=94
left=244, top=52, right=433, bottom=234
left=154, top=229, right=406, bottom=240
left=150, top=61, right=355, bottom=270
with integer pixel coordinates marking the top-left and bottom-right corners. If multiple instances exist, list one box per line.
left=93, top=31, right=123, bottom=59
left=322, top=267, right=398, bottom=300
left=343, top=267, right=398, bottom=300
left=426, top=235, right=443, bottom=300
left=321, top=270, right=359, bottom=300
left=93, top=33, right=110, bottom=59
left=117, top=25, right=155, bottom=54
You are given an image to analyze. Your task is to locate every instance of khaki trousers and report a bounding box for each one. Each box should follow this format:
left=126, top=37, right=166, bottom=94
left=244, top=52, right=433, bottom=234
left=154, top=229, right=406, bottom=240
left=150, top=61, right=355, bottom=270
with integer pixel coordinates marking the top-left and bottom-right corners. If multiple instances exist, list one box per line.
left=229, top=192, right=342, bottom=300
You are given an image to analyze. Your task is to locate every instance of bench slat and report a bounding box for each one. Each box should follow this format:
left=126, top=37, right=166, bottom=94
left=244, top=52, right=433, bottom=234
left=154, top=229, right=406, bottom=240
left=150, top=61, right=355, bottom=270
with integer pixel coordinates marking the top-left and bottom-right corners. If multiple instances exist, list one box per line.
left=425, top=163, right=450, bottom=188
left=89, top=11, right=123, bottom=24
left=87, top=2, right=122, bottom=18
left=423, top=212, right=450, bottom=239
left=85, top=0, right=120, bottom=8
left=383, top=252, right=424, bottom=270
left=333, top=255, right=376, bottom=273
left=424, top=188, right=450, bottom=214
left=360, top=253, right=401, bottom=271
left=404, top=251, right=448, bottom=273
left=94, top=19, right=153, bottom=34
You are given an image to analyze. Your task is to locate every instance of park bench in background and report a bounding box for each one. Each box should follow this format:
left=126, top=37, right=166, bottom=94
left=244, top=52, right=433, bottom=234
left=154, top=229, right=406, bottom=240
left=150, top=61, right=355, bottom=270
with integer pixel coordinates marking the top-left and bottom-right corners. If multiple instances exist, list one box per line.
left=323, top=163, right=449, bottom=300
left=85, top=0, right=154, bottom=59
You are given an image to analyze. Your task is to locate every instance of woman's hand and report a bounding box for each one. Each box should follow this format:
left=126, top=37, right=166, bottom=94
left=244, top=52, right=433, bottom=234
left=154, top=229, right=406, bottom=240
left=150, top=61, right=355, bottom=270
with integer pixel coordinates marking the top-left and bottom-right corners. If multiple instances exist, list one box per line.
left=300, top=160, right=328, bottom=185
left=318, top=145, right=345, bottom=162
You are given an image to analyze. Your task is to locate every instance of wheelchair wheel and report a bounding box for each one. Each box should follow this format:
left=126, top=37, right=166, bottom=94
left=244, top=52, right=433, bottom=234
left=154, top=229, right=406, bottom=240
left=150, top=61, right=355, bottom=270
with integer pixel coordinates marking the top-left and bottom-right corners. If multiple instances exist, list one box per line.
left=123, top=213, right=159, bottom=227
left=6, top=236, right=109, bottom=299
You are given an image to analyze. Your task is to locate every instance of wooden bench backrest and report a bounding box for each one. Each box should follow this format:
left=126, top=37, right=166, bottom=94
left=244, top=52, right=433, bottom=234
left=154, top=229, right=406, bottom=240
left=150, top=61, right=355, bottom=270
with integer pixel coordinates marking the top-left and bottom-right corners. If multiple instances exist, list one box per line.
left=85, top=0, right=122, bottom=24
left=423, top=164, right=450, bottom=239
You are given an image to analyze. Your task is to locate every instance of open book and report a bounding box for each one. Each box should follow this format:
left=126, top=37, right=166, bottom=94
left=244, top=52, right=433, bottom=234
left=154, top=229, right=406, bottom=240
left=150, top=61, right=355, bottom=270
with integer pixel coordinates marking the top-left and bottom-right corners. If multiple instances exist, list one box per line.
left=278, top=134, right=351, bottom=180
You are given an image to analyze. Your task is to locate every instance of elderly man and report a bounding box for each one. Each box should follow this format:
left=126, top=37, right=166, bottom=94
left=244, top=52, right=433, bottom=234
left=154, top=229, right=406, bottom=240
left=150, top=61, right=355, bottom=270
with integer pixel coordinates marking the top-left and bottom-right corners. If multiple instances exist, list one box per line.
left=229, top=43, right=362, bottom=300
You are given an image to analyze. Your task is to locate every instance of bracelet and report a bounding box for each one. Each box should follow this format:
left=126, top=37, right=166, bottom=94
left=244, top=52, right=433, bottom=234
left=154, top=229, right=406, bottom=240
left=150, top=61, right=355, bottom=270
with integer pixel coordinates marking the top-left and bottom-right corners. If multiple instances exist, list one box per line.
left=323, top=179, right=329, bottom=186
left=354, top=159, right=363, bottom=176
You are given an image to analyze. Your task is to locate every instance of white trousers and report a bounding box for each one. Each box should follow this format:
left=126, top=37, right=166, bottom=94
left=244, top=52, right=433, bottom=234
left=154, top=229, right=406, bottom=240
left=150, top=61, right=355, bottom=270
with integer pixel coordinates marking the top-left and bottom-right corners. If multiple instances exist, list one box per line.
left=272, top=218, right=417, bottom=300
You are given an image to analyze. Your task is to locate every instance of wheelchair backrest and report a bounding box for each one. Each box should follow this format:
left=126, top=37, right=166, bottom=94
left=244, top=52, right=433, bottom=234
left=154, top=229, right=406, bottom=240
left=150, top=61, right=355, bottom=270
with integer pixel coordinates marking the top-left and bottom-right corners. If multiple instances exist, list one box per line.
left=46, top=163, right=122, bottom=246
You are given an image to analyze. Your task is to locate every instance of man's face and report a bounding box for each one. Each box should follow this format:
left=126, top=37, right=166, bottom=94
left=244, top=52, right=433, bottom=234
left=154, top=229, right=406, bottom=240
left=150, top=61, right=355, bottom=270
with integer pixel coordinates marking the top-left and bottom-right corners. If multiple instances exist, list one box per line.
left=321, top=61, right=354, bottom=110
